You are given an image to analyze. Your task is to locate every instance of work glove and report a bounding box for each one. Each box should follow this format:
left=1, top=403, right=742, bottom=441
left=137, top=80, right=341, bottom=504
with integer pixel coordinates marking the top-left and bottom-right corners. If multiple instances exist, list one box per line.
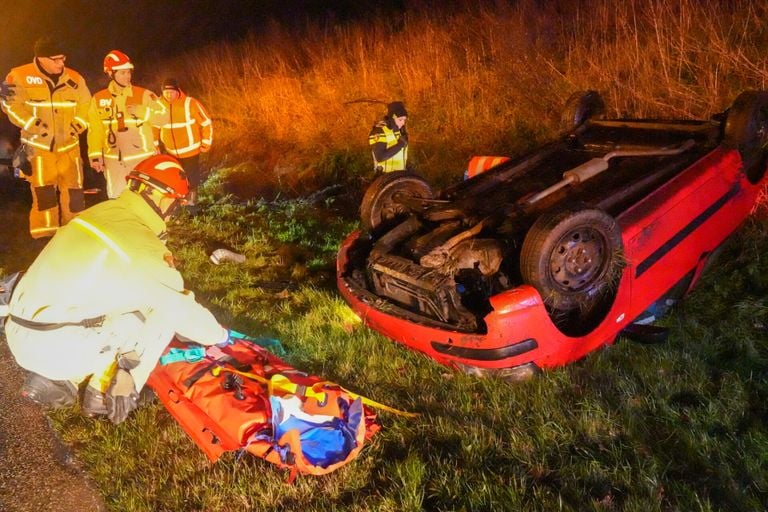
left=12, top=144, right=32, bottom=177
left=0, top=81, right=15, bottom=101
left=215, top=328, right=235, bottom=348
left=105, top=351, right=141, bottom=424
left=117, top=350, right=141, bottom=371
left=105, top=368, right=139, bottom=424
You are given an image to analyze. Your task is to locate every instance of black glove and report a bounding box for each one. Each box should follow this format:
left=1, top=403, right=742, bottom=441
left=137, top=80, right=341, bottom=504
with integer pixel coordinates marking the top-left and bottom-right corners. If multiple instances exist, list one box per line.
left=12, top=144, right=32, bottom=177
left=0, top=81, right=15, bottom=101
left=105, top=368, right=139, bottom=424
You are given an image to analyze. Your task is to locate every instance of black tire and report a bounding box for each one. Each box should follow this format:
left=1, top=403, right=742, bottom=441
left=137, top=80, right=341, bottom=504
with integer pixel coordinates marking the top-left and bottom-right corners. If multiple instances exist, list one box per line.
left=359, top=171, right=433, bottom=232
left=560, top=90, right=605, bottom=132
left=520, top=207, right=623, bottom=312
left=723, top=90, right=768, bottom=183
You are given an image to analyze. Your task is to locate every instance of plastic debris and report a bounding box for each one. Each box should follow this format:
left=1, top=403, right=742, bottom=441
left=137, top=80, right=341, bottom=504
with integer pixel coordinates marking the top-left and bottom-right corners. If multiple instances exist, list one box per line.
left=210, top=248, right=246, bottom=265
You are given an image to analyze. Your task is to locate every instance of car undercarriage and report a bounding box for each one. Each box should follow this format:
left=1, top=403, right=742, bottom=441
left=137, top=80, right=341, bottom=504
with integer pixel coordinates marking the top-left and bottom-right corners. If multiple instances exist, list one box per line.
left=344, top=115, right=723, bottom=334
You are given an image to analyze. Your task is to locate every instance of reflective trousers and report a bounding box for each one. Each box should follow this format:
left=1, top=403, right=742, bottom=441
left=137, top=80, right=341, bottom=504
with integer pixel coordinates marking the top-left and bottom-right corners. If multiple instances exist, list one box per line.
left=103, top=158, right=133, bottom=199
left=5, top=310, right=175, bottom=393
left=26, top=147, right=84, bottom=239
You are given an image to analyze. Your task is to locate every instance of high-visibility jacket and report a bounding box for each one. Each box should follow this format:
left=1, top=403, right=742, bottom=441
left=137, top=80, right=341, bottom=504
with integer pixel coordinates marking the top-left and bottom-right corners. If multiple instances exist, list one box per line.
left=368, top=118, right=407, bottom=173
left=158, top=91, right=213, bottom=158
left=1, top=61, right=91, bottom=153
left=87, top=82, right=166, bottom=164
left=7, top=190, right=227, bottom=384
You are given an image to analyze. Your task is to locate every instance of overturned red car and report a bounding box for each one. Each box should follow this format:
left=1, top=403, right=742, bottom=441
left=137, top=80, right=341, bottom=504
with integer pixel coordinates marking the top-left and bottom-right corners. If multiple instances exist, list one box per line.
left=337, top=91, right=768, bottom=379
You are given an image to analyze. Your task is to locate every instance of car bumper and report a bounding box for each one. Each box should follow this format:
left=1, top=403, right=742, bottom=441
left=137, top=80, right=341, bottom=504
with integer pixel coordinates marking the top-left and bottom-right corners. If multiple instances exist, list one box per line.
left=337, top=231, right=631, bottom=372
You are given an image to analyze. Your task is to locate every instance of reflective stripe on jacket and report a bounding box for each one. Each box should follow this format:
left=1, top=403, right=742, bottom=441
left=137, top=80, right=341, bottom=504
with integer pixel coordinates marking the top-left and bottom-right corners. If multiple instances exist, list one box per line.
left=368, top=120, right=407, bottom=173
left=8, top=190, right=225, bottom=345
left=1, top=61, right=91, bottom=153
left=158, top=92, right=212, bottom=158
left=87, top=82, right=167, bottom=162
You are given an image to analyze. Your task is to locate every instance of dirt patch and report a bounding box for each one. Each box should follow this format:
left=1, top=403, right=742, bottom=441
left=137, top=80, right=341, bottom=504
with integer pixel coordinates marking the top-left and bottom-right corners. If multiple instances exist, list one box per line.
left=0, top=337, right=106, bottom=512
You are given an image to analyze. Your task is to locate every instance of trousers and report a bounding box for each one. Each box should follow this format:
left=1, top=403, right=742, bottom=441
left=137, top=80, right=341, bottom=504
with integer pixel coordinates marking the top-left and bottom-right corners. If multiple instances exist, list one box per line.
left=5, top=309, right=175, bottom=392
left=26, top=146, right=84, bottom=238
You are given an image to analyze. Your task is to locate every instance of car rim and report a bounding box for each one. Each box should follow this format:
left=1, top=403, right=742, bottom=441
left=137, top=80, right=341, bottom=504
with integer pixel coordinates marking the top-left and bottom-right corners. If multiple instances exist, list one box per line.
left=548, top=226, right=608, bottom=293
left=372, top=182, right=429, bottom=226
left=377, top=191, right=409, bottom=223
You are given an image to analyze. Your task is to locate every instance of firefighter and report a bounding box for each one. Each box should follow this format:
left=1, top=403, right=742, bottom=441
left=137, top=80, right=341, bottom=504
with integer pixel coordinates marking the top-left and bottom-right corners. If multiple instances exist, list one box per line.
left=1, top=37, right=91, bottom=239
left=87, top=50, right=167, bottom=199
left=157, top=78, right=213, bottom=207
left=3, top=155, right=230, bottom=424
left=368, top=101, right=409, bottom=173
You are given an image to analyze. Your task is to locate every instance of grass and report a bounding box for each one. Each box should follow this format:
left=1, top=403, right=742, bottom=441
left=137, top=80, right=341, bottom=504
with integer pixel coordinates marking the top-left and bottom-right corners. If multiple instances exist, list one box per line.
left=159, top=0, right=768, bottom=194
left=35, top=179, right=768, bottom=511
left=4, top=0, right=768, bottom=510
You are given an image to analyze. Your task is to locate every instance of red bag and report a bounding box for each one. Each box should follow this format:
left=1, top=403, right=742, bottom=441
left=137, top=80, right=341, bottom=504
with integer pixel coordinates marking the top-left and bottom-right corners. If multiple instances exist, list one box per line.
left=147, top=339, right=379, bottom=477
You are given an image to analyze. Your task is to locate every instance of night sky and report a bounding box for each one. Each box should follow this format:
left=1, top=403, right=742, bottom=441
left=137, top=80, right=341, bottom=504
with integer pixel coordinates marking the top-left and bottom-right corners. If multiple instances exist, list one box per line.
left=1, top=0, right=404, bottom=82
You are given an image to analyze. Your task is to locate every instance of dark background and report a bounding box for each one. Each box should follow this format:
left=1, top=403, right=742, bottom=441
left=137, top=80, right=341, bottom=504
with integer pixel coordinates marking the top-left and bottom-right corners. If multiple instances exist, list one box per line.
left=0, top=0, right=414, bottom=138
left=1, top=0, right=410, bottom=79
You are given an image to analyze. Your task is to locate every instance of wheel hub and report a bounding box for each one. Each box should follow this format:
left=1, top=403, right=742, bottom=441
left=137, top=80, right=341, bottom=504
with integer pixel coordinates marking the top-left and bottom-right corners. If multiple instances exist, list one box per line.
left=379, top=192, right=411, bottom=222
left=549, top=227, right=606, bottom=292
left=366, top=178, right=433, bottom=229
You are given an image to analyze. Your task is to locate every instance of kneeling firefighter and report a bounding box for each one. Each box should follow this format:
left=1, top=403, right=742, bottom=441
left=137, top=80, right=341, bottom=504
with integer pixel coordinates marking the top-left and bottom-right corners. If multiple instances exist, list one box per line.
left=3, top=154, right=230, bottom=424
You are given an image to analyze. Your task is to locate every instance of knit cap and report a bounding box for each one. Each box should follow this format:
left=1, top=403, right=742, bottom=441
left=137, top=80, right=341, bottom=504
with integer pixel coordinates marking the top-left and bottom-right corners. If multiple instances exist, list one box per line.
left=34, top=37, right=66, bottom=58
left=387, top=101, right=408, bottom=118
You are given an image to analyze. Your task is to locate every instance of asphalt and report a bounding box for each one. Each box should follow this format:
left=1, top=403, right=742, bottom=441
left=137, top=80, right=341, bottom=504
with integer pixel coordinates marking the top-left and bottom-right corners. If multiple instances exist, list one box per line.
left=0, top=174, right=106, bottom=512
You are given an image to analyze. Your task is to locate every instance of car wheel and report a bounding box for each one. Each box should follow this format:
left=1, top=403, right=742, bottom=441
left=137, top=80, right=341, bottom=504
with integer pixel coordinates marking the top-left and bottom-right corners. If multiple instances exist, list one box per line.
left=560, top=90, right=605, bottom=132
left=520, top=207, right=623, bottom=312
left=360, top=171, right=433, bottom=232
left=723, top=90, right=768, bottom=183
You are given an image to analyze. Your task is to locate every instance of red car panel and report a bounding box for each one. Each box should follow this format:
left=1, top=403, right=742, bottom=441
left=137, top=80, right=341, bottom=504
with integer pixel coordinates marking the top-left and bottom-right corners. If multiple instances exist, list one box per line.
left=338, top=93, right=768, bottom=376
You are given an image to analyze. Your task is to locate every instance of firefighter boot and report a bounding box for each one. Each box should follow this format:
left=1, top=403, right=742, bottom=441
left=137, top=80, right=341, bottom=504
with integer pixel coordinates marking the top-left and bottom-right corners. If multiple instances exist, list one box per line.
left=81, top=385, right=108, bottom=418
left=20, top=372, right=78, bottom=409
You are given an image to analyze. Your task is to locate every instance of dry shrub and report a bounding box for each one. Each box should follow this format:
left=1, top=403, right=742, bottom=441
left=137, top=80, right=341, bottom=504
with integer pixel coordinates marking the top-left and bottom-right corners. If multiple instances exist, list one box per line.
left=152, top=0, right=768, bottom=198
left=558, top=0, right=768, bottom=117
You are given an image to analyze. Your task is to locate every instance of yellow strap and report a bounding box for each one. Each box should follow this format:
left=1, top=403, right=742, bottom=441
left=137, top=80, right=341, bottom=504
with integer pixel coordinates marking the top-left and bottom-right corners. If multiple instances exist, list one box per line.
left=97, top=358, right=119, bottom=393
left=334, top=384, right=420, bottom=418
left=212, top=367, right=419, bottom=418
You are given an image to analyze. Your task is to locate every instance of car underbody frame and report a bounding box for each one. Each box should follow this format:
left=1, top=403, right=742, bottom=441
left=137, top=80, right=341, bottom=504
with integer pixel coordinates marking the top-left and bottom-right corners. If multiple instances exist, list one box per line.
left=338, top=93, right=768, bottom=375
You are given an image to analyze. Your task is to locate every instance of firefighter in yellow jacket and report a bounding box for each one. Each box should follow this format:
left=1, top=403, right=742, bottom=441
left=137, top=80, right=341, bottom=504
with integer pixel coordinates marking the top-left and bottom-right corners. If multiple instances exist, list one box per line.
left=368, top=101, right=409, bottom=173
left=1, top=38, right=91, bottom=238
left=87, top=50, right=166, bottom=198
left=4, top=155, right=230, bottom=424
left=157, top=78, right=212, bottom=206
